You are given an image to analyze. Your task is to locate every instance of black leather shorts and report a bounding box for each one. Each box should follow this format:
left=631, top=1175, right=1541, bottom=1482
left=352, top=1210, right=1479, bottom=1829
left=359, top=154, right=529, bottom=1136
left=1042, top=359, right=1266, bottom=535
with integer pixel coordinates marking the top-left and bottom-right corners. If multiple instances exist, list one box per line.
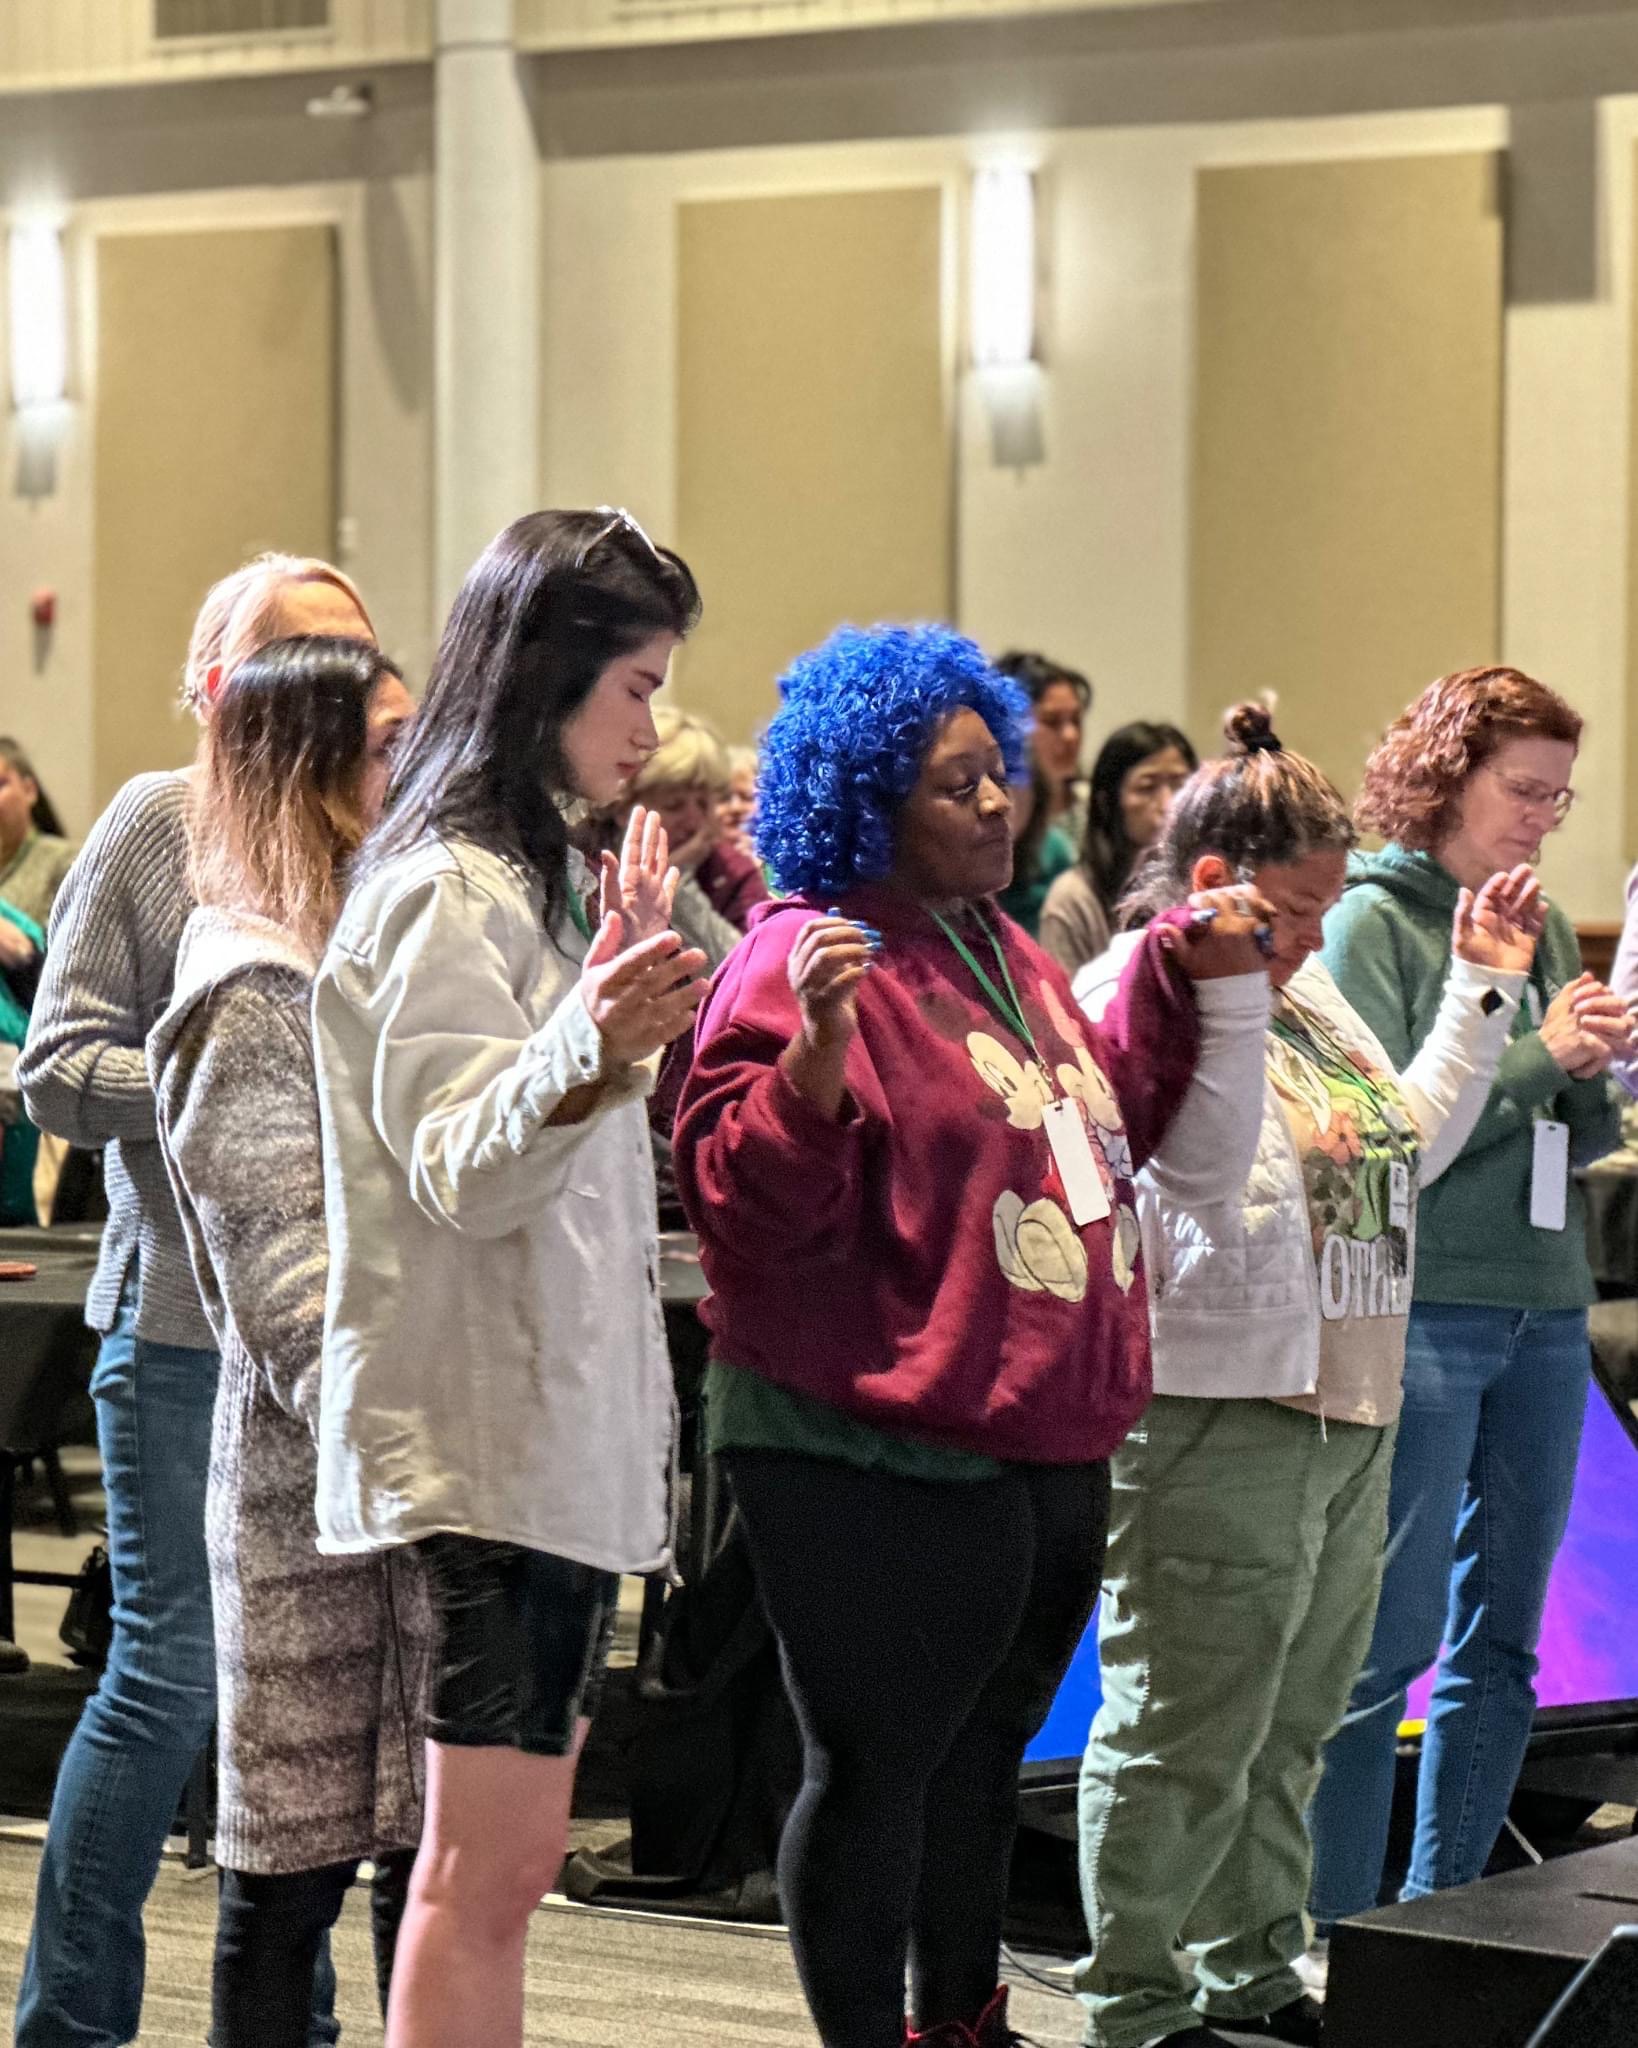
left=416, top=1534, right=620, bottom=1758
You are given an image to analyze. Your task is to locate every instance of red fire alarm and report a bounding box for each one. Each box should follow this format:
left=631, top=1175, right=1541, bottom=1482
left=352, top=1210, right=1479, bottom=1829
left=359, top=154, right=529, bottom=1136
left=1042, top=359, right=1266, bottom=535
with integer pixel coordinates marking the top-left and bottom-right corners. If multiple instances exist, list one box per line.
left=30, top=590, right=55, bottom=629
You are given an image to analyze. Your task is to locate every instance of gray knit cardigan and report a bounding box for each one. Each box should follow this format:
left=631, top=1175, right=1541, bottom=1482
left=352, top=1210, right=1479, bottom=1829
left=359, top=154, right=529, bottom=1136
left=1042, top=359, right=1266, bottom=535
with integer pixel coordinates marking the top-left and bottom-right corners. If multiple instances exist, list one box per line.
left=19, top=771, right=213, bottom=1347
left=149, top=906, right=430, bottom=1874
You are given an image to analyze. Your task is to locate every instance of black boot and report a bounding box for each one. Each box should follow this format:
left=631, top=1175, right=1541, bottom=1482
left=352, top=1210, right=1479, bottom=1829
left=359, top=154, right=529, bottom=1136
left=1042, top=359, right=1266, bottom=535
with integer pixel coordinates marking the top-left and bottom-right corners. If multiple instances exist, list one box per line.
left=1139, top=2028, right=1241, bottom=2048
left=1238, top=1993, right=1326, bottom=2046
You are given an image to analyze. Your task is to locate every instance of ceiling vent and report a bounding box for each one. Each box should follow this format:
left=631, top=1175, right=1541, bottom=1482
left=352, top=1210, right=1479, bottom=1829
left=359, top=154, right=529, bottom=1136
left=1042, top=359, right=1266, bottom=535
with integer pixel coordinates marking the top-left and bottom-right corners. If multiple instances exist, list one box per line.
left=154, top=0, right=330, bottom=41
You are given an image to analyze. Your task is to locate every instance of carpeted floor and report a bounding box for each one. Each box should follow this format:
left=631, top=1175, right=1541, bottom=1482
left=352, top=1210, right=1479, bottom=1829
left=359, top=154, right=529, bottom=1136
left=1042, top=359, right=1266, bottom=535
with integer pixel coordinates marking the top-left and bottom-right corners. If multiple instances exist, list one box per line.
left=0, top=1838, right=1098, bottom=2047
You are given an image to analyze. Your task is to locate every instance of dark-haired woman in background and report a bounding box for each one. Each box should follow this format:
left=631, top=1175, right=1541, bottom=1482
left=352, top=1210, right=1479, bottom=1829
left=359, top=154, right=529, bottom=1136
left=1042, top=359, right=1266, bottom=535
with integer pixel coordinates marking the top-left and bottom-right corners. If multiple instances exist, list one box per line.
left=0, top=735, right=74, bottom=936
left=675, top=625, right=1271, bottom=2048
left=1040, top=722, right=1197, bottom=981
left=149, top=637, right=423, bottom=2047
left=312, top=509, right=708, bottom=2048
left=1308, top=667, right=1630, bottom=1943
left=996, top=758, right=1078, bottom=937
left=996, top=648, right=1093, bottom=838
left=0, top=741, right=73, bottom=1208
left=1072, top=705, right=1542, bottom=2048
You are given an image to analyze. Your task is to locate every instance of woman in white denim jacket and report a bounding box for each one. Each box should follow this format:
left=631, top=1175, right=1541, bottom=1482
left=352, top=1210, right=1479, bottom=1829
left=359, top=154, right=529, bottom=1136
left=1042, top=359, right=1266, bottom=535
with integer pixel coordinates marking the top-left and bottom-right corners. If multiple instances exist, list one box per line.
left=1067, top=703, right=1543, bottom=2048
left=313, top=510, right=708, bottom=2048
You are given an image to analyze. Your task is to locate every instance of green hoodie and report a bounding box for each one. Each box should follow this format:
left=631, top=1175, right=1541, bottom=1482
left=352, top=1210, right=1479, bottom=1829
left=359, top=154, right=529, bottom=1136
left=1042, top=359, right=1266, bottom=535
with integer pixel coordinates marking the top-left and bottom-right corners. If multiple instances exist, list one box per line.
left=1321, top=845, right=1621, bottom=1311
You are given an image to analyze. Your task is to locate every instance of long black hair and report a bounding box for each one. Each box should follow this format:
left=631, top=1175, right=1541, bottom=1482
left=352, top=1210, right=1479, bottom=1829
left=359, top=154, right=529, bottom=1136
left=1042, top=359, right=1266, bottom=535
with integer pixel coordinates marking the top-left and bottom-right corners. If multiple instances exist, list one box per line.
left=357, top=509, right=700, bottom=924
left=0, top=737, right=67, bottom=839
left=995, top=649, right=1092, bottom=713
left=1082, top=719, right=1197, bottom=912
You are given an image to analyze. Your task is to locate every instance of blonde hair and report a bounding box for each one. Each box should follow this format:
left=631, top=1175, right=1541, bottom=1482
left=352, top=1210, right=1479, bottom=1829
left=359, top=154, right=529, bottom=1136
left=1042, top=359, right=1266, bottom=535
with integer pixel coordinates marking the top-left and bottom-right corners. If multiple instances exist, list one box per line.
left=631, top=705, right=728, bottom=797
left=725, top=744, right=758, bottom=783
left=180, top=553, right=373, bottom=717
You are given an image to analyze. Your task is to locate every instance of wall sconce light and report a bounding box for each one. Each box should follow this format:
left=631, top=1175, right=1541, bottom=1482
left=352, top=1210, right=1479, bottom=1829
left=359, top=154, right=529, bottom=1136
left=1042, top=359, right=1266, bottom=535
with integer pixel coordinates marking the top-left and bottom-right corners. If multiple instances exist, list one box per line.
left=9, top=222, right=69, bottom=411
left=970, top=167, right=1037, bottom=371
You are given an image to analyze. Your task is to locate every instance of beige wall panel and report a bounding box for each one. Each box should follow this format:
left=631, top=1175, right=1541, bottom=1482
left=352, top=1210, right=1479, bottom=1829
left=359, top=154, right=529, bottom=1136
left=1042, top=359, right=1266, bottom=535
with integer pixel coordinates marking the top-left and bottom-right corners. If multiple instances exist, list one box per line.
left=93, top=223, right=336, bottom=804
left=1189, top=152, right=1503, bottom=798
left=674, top=186, right=951, bottom=742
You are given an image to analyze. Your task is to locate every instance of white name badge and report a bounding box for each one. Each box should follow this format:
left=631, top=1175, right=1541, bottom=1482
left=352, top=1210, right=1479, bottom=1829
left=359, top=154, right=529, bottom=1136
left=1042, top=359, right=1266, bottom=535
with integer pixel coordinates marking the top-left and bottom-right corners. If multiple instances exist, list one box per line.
left=1530, top=1118, right=1570, bottom=1232
left=1043, top=1098, right=1111, bottom=1228
left=1389, top=1160, right=1411, bottom=1232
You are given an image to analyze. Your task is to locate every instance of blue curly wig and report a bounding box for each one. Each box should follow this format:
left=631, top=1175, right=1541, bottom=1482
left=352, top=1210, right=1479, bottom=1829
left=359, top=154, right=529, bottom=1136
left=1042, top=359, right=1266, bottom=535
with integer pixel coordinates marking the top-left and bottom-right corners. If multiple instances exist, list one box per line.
left=753, top=624, right=1030, bottom=898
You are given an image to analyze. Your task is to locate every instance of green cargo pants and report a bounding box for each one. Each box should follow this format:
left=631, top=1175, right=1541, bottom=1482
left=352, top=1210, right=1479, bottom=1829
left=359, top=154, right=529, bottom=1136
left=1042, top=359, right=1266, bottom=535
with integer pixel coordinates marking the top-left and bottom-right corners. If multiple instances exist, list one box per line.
left=1074, top=1395, right=1396, bottom=2047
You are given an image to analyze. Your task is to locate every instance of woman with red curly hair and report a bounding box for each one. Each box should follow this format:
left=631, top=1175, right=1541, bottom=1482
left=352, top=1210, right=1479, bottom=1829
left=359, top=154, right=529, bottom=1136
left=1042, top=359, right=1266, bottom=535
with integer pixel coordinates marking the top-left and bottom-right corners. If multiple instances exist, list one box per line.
left=1306, top=666, right=1632, bottom=1951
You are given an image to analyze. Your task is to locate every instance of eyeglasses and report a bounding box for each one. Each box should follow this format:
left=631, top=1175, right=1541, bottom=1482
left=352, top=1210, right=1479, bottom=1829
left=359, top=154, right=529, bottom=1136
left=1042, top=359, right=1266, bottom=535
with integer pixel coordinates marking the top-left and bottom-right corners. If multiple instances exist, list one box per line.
left=1484, top=764, right=1577, bottom=825
left=573, top=505, right=664, bottom=573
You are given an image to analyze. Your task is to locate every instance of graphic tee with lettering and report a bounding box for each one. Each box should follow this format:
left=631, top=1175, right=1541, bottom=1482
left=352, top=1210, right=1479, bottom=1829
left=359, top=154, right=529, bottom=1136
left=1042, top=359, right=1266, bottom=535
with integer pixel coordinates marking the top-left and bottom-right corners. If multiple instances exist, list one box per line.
left=1267, top=989, right=1421, bottom=1426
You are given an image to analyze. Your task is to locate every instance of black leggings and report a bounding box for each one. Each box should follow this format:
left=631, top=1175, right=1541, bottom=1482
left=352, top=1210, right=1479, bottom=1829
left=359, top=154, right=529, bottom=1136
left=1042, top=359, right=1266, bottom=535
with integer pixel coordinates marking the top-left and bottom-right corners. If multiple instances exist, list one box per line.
left=212, top=1846, right=417, bottom=2047
left=724, top=1451, right=1109, bottom=2048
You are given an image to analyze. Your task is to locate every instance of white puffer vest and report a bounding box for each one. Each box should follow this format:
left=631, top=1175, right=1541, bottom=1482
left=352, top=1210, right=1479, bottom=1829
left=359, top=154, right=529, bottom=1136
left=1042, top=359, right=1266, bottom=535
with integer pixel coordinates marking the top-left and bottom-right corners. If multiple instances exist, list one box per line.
left=1075, top=938, right=1524, bottom=1403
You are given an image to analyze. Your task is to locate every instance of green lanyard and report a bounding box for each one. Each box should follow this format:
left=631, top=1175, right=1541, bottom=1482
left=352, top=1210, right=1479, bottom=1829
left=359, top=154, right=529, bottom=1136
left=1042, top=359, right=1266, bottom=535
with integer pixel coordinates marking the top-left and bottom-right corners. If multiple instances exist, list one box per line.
left=929, top=907, right=1039, bottom=1057
left=565, top=887, right=592, bottom=942
left=1272, top=993, right=1417, bottom=1165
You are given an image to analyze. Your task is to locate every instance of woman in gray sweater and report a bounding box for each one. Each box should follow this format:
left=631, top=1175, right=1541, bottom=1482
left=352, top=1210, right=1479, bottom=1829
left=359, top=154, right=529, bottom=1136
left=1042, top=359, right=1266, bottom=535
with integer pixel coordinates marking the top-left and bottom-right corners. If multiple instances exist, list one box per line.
left=150, top=635, right=423, bottom=2047
left=15, top=554, right=374, bottom=2048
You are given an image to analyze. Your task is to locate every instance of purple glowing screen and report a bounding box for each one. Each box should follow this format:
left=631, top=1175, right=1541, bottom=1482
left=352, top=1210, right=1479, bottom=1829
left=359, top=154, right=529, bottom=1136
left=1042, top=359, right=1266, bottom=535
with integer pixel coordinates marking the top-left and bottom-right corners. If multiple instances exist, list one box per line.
left=1025, top=1382, right=1638, bottom=1766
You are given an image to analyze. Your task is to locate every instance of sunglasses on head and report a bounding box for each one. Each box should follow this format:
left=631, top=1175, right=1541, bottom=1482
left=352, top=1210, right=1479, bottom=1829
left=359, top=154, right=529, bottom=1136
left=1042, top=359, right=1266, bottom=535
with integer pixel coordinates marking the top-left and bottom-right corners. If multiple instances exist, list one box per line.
left=572, top=506, right=665, bottom=573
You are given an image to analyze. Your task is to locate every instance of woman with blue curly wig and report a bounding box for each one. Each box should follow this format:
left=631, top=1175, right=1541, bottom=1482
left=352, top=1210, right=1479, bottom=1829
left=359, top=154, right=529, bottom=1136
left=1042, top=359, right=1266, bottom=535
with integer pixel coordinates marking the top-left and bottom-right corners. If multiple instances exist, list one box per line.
left=673, top=624, right=1277, bottom=2048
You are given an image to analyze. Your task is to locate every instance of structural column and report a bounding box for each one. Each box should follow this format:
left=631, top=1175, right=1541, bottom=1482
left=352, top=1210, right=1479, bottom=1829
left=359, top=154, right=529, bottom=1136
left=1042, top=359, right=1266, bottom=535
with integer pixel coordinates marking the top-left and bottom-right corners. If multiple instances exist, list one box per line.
left=433, top=0, right=539, bottom=612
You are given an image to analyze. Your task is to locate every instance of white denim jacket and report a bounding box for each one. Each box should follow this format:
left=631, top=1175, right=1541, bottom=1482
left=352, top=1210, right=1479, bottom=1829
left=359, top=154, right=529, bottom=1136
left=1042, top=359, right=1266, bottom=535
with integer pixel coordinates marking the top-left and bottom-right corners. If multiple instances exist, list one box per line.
left=312, top=836, right=674, bottom=1573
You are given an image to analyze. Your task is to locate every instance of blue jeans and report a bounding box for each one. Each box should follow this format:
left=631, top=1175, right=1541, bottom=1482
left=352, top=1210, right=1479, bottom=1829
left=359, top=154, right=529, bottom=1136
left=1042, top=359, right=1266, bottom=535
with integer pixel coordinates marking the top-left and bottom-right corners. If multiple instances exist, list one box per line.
left=14, top=1291, right=340, bottom=2046
left=1307, top=1303, right=1589, bottom=1926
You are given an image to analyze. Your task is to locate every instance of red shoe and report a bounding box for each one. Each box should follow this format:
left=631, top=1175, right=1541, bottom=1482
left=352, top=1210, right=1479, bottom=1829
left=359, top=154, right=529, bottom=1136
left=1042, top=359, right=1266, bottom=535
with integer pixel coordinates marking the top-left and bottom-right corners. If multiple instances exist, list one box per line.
left=905, top=1986, right=1037, bottom=2048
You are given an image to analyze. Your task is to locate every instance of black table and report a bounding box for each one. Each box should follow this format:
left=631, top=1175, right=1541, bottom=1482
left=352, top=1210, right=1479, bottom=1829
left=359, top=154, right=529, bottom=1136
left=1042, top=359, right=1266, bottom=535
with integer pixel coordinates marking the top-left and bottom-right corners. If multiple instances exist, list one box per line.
left=1580, top=1159, right=1638, bottom=1299
left=0, top=1228, right=100, bottom=1642
left=0, top=1226, right=709, bottom=1640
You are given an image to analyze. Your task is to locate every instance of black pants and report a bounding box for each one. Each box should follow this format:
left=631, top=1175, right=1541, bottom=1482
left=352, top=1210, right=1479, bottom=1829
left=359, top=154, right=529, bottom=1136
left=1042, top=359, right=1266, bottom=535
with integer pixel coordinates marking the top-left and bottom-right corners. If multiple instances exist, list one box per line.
left=212, top=1846, right=417, bottom=2048
left=724, top=1450, right=1110, bottom=2048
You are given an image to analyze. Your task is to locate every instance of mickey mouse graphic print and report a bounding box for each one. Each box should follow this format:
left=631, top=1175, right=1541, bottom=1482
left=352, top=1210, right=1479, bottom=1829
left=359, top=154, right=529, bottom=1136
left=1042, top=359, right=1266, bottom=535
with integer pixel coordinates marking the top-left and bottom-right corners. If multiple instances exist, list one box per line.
left=674, top=888, right=1205, bottom=1465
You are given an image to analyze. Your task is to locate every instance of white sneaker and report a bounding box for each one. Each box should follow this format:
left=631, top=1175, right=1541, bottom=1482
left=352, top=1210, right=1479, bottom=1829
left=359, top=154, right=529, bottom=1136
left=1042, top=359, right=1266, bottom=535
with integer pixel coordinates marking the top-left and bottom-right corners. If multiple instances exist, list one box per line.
left=1293, top=1939, right=1329, bottom=1998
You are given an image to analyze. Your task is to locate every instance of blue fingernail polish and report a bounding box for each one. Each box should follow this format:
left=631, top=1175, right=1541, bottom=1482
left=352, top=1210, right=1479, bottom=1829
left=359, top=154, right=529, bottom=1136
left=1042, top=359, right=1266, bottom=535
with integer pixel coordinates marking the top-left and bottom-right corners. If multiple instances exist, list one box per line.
left=856, top=924, right=883, bottom=940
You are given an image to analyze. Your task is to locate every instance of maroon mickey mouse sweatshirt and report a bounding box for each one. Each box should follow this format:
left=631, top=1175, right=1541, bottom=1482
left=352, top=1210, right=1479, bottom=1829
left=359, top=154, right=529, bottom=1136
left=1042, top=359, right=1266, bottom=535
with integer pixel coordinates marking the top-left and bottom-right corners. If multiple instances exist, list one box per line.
left=672, top=887, right=1202, bottom=1464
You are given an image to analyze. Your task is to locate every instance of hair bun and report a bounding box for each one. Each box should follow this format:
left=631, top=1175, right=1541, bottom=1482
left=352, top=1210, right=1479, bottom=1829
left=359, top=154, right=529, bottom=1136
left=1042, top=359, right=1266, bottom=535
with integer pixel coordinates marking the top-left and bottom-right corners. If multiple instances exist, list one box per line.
left=1224, top=699, right=1283, bottom=757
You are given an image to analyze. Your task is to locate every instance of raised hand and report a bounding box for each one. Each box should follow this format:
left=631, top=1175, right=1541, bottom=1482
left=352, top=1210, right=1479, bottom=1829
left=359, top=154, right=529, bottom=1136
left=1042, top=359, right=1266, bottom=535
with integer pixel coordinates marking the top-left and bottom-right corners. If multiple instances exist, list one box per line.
left=0, top=919, right=36, bottom=972
left=580, top=915, right=706, bottom=1067
left=780, top=913, right=879, bottom=1121
left=1177, top=885, right=1278, bottom=981
left=1453, top=865, right=1546, bottom=976
left=790, top=914, right=877, bottom=1051
left=599, top=805, right=681, bottom=951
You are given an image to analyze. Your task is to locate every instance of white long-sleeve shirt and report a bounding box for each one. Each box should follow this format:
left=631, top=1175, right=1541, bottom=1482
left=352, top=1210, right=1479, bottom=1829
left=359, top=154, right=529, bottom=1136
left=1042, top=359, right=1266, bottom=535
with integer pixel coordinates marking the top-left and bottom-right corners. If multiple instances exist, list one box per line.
left=311, top=836, right=673, bottom=1571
